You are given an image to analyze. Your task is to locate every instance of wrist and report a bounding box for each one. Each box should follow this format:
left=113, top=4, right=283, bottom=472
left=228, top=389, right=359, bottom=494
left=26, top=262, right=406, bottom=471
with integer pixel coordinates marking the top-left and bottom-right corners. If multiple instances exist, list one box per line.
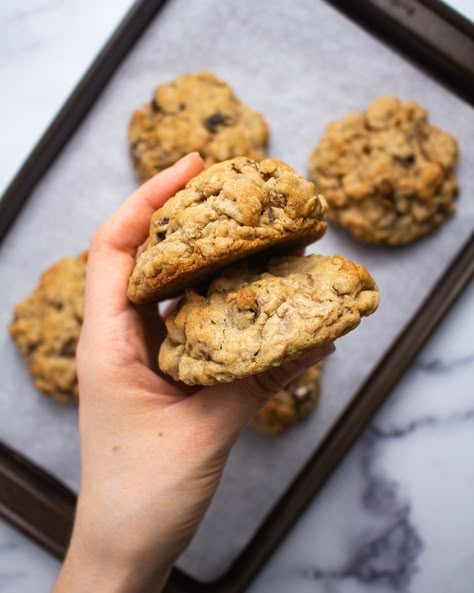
left=53, top=525, right=172, bottom=593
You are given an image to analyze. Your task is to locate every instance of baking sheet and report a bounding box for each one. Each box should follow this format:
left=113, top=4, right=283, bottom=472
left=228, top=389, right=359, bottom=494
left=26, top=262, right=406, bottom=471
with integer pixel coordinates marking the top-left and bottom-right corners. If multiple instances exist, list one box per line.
left=1, top=0, right=473, bottom=583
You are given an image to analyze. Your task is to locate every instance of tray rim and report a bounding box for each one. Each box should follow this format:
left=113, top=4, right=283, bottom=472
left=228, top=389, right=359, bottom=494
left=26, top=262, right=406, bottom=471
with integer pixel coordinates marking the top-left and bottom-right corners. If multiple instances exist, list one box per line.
left=330, top=0, right=474, bottom=105
left=1, top=0, right=473, bottom=591
left=1, top=236, right=472, bottom=592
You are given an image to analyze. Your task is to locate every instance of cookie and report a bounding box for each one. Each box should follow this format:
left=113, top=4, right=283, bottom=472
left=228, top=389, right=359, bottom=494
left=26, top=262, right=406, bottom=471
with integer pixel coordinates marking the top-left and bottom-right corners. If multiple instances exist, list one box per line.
left=252, top=363, right=321, bottom=436
left=129, top=71, right=269, bottom=182
left=158, top=254, right=378, bottom=385
left=128, top=157, right=327, bottom=304
left=308, top=96, right=459, bottom=245
left=9, top=253, right=87, bottom=403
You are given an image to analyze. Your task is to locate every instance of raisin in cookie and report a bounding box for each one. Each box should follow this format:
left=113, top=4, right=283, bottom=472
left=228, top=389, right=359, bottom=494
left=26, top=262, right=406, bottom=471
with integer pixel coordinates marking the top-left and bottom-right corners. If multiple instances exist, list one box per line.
left=128, top=157, right=327, bottom=303
left=252, top=363, right=321, bottom=436
left=129, top=71, right=269, bottom=182
left=308, top=96, right=459, bottom=245
left=159, top=254, right=378, bottom=385
left=9, top=253, right=87, bottom=403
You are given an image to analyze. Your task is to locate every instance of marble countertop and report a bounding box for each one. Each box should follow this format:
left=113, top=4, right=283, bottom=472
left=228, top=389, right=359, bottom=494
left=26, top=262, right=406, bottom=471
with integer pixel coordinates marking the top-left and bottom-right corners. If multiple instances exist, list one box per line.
left=1, top=1, right=473, bottom=592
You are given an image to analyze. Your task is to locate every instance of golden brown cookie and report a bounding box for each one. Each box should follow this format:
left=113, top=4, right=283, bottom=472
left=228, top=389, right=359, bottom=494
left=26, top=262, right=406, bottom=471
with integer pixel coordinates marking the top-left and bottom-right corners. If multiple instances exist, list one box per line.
left=252, top=363, right=322, bottom=436
left=9, top=253, right=87, bottom=403
left=129, top=71, right=269, bottom=182
left=159, top=254, right=378, bottom=385
left=128, top=157, right=327, bottom=304
left=308, top=97, right=459, bottom=245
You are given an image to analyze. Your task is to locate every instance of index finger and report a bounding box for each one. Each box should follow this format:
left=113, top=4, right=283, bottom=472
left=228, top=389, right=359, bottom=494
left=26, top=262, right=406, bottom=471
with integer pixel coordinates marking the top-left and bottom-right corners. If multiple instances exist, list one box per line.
left=86, top=153, right=204, bottom=318
left=100, top=152, right=204, bottom=255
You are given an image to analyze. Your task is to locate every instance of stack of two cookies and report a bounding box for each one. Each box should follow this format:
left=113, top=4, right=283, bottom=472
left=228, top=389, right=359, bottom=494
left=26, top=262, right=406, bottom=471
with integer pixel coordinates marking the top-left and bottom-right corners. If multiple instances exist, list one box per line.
left=128, top=156, right=379, bottom=408
left=9, top=70, right=379, bottom=435
left=9, top=157, right=379, bottom=434
left=126, top=71, right=382, bottom=434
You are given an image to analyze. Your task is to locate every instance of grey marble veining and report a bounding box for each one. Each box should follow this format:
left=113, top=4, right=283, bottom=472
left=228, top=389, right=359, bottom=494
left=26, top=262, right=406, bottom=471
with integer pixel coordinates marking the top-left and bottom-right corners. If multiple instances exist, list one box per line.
left=1, top=0, right=473, bottom=580
left=1, top=0, right=474, bottom=591
left=1, top=285, right=472, bottom=593
left=247, top=280, right=474, bottom=593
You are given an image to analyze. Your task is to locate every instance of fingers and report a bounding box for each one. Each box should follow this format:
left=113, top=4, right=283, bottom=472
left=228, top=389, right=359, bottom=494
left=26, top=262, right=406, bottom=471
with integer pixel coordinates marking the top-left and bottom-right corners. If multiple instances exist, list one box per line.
left=292, top=247, right=305, bottom=257
left=183, top=343, right=336, bottom=444
left=98, top=153, right=204, bottom=255
left=84, top=154, right=204, bottom=319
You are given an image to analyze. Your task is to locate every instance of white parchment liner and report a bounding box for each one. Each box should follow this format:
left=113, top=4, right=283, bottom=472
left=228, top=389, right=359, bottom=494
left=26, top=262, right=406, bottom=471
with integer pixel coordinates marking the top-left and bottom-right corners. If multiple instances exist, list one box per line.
left=1, top=0, right=473, bottom=582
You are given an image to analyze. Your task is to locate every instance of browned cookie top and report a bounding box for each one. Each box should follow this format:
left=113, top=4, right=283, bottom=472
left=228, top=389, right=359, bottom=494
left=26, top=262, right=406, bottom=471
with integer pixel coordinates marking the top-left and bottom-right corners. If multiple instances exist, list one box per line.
left=309, top=96, right=458, bottom=245
left=252, top=363, right=322, bottom=436
left=158, top=254, right=378, bottom=385
left=128, top=157, right=327, bottom=303
left=129, top=71, right=269, bottom=182
left=9, top=253, right=87, bottom=403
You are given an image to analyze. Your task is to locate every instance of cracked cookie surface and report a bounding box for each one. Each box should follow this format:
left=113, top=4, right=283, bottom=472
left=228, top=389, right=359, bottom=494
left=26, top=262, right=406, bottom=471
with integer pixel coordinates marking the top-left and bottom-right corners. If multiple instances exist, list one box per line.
left=252, top=363, right=322, bottom=436
left=308, top=96, right=458, bottom=245
left=158, top=254, right=378, bottom=385
left=128, top=157, right=327, bottom=303
left=9, top=253, right=87, bottom=403
left=129, top=71, right=269, bottom=182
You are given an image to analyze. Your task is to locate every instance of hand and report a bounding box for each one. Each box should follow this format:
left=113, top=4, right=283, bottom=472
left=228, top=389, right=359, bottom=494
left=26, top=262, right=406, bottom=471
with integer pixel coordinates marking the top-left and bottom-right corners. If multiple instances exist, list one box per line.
left=53, top=153, right=335, bottom=593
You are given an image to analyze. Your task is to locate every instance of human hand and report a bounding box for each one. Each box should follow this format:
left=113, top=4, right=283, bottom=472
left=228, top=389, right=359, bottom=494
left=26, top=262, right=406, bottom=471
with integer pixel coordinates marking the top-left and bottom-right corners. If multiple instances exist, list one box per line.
left=53, top=153, right=335, bottom=593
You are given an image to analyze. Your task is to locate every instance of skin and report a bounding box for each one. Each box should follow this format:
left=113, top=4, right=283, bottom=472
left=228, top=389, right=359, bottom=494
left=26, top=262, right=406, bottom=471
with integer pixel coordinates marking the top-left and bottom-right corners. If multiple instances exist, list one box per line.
left=52, top=153, right=335, bottom=593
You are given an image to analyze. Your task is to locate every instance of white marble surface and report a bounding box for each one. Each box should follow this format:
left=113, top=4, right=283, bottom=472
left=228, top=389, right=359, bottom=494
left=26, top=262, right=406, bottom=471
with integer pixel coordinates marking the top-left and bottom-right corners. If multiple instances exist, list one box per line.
left=1, top=281, right=472, bottom=592
left=0, top=1, right=473, bottom=592
left=446, top=0, right=474, bottom=21
left=0, top=0, right=131, bottom=195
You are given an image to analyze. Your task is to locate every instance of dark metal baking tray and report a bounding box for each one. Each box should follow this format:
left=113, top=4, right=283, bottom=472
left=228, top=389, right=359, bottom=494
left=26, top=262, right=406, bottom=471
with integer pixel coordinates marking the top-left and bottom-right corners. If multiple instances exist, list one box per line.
left=0, top=1, right=473, bottom=591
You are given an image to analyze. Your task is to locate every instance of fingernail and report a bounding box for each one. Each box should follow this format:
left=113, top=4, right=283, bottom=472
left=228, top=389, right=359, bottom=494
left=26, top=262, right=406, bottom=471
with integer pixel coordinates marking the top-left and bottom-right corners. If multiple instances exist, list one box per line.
left=176, top=152, right=201, bottom=166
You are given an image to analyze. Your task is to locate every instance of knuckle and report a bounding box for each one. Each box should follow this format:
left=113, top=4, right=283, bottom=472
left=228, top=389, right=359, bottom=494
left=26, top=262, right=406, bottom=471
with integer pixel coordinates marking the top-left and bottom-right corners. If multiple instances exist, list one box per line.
left=89, top=224, right=110, bottom=252
left=89, top=226, right=104, bottom=251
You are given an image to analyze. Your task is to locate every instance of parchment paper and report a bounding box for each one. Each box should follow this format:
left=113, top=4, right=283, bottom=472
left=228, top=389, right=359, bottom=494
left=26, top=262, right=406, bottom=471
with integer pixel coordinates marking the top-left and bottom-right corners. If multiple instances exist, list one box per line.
left=1, top=0, right=473, bottom=582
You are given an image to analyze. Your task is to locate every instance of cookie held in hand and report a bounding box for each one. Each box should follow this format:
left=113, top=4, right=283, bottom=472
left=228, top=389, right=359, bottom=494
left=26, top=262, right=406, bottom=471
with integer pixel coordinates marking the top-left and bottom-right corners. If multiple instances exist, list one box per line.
left=9, top=253, right=87, bottom=403
left=128, top=157, right=327, bottom=303
left=159, top=254, right=379, bottom=385
left=129, top=71, right=269, bottom=182
left=308, top=96, right=458, bottom=245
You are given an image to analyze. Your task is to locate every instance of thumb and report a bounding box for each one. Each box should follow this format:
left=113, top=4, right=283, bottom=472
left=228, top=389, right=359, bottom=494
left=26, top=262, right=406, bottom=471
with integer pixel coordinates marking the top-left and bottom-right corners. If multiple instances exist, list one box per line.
left=187, top=343, right=336, bottom=444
